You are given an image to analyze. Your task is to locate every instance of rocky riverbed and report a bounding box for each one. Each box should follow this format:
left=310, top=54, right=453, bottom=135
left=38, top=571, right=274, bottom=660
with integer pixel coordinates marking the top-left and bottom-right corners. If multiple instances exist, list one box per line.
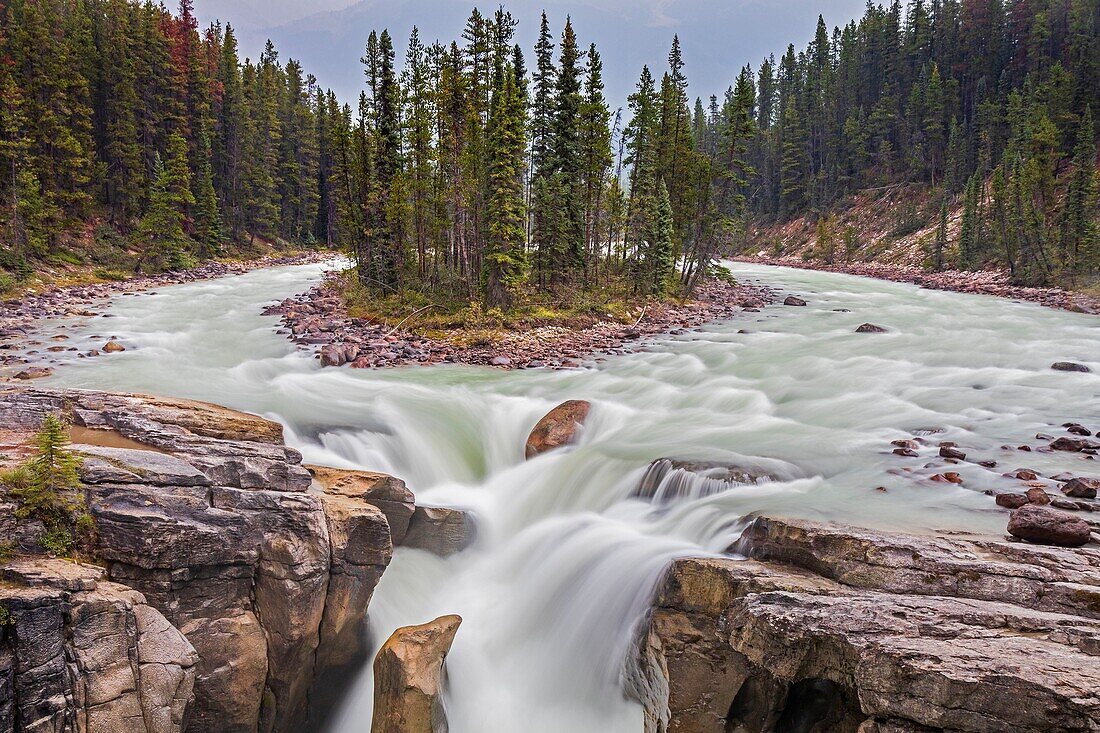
left=262, top=276, right=776, bottom=370
left=0, top=252, right=334, bottom=379
left=734, top=255, right=1100, bottom=314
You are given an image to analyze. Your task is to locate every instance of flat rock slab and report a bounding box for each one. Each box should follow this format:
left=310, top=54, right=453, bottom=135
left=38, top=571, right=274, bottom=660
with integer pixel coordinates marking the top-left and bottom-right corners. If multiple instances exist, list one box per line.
left=76, top=444, right=212, bottom=487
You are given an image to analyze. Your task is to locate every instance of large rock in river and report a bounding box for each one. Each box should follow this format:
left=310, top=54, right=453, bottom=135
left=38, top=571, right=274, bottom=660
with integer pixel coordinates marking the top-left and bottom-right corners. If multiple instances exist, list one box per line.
left=371, top=615, right=462, bottom=733
left=524, top=400, right=591, bottom=458
left=401, top=506, right=477, bottom=557
left=1007, top=504, right=1092, bottom=547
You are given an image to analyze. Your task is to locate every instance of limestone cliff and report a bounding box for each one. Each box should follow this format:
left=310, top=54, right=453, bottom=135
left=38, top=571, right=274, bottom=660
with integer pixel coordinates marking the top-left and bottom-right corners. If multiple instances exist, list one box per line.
left=0, top=387, right=405, bottom=733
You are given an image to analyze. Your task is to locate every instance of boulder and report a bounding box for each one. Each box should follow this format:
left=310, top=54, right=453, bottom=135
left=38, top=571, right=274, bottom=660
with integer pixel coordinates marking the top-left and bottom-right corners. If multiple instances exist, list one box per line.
left=1008, top=504, right=1091, bottom=547
left=630, top=516, right=1100, bottom=733
left=12, top=366, right=52, bottom=380
left=1024, top=487, right=1050, bottom=504
left=371, top=615, right=462, bottom=733
left=524, top=400, right=591, bottom=458
left=783, top=295, right=807, bottom=306
left=101, top=341, right=126, bottom=353
left=995, top=492, right=1029, bottom=509
left=938, top=445, right=965, bottom=460
left=307, top=464, right=415, bottom=544
left=855, top=323, right=887, bottom=333
left=1061, top=477, right=1099, bottom=499
left=401, top=505, right=477, bottom=557
left=320, top=344, right=346, bottom=367
left=1051, top=361, right=1090, bottom=373
left=1051, top=436, right=1100, bottom=452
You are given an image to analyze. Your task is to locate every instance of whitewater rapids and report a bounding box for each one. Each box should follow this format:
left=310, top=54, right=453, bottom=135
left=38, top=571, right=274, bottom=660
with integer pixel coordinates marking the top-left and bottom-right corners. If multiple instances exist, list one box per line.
left=42, top=260, right=1099, bottom=732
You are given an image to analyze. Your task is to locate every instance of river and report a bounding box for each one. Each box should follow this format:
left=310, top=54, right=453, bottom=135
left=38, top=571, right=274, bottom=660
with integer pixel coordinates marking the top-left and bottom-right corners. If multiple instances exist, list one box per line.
left=40, top=260, right=1099, bottom=733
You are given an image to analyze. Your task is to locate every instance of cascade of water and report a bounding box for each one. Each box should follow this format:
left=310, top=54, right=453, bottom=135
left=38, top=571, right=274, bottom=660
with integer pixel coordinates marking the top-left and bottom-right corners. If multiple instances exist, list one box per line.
left=42, top=260, right=1100, bottom=732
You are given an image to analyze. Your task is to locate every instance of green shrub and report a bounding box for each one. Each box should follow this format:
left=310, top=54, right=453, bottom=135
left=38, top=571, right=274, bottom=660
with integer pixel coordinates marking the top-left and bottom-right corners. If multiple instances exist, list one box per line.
left=2, top=415, right=92, bottom=558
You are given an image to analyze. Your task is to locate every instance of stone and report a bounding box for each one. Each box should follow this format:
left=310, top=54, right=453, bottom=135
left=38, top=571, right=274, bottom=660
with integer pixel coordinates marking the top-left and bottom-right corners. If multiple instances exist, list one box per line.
left=890, top=439, right=918, bottom=450
left=102, top=341, right=126, bottom=353
left=1014, top=469, right=1039, bottom=480
left=892, top=448, right=918, bottom=457
left=1024, top=487, right=1051, bottom=505
left=855, top=323, right=887, bottom=333
left=1050, top=361, right=1090, bottom=373
left=307, top=464, right=415, bottom=544
left=490, top=356, right=511, bottom=367
left=401, top=505, right=477, bottom=557
left=1051, top=436, right=1100, bottom=452
left=371, top=615, right=461, bottom=733
left=320, top=344, right=346, bottom=367
left=938, top=445, right=965, bottom=460
left=1061, top=477, right=1099, bottom=499
left=12, top=366, right=52, bottom=379
left=783, top=295, right=807, bottom=306
left=524, top=399, right=591, bottom=458
left=1008, top=504, right=1092, bottom=547
left=995, top=492, right=1029, bottom=509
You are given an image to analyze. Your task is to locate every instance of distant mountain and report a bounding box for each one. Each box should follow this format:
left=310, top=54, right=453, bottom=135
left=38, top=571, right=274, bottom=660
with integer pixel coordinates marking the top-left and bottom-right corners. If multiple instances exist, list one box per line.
left=194, top=0, right=869, bottom=106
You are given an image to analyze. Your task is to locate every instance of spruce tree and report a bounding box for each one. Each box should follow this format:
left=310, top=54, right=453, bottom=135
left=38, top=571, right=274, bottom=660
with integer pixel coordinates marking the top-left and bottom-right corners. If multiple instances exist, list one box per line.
left=483, top=70, right=528, bottom=309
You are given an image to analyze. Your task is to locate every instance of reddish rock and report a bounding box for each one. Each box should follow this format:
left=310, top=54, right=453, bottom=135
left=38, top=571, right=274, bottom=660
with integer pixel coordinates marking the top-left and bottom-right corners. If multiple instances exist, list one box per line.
left=525, top=400, right=591, bottom=459
left=892, top=447, right=919, bottom=458
left=1014, top=469, right=1039, bottom=481
left=1024, top=487, right=1051, bottom=505
left=891, top=439, right=918, bottom=450
left=1061, top=477, right=1099, bottom=499
left=939, top=446, right=966, bottom=460
left=995, top=493, right=1029, bottom=509
left=101, top=340, right=126, bottom=353
left=1052, top=437, right=1100, bottom=452
left=1007, top=504, right=1091, bottom=547
left=783, top=295, right=807, bottom=306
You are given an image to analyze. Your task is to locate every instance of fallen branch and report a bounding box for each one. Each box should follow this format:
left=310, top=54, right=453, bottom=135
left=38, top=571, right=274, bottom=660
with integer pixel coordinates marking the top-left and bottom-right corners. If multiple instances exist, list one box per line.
left=631, top=305, right=649, bottom=329
left=385, top=304, right=437, bottom=336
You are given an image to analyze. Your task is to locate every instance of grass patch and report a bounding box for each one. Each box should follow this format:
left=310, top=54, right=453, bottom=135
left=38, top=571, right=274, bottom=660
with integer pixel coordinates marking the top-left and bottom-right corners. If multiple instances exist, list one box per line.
left=339, top=269, right=671, bottom=338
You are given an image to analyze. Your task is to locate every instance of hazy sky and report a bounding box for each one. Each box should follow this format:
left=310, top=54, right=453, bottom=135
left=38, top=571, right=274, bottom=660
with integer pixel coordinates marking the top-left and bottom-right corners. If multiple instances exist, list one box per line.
left=193, top=0, right=871, bottom=106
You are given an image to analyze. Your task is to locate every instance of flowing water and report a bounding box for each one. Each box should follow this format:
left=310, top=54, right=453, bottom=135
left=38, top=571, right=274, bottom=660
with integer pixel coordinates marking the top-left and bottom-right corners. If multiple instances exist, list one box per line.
left=41, top=260, right=1099, bottom=733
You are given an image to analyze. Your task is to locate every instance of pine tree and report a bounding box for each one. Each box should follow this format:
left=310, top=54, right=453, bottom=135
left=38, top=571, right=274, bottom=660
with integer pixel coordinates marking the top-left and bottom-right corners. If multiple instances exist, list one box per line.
left=645, top=179, right=675, bottom=293
left=1062, top=107, right=1098, bottom=285
left=483, top=69, right=528, bottom=308
left=138, top=146, right=191, bottom=272
left=579, top=44, right=612, bottom=278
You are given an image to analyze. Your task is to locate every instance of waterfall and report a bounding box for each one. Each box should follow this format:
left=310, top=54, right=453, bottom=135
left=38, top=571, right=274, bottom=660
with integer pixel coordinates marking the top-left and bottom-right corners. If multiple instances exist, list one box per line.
left=43, top=259, right=1100, bottom=732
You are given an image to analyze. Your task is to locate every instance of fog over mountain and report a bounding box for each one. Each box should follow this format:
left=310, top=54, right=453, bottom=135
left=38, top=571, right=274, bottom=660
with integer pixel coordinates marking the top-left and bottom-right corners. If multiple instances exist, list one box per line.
left=193, top=0, right=869, bottom=107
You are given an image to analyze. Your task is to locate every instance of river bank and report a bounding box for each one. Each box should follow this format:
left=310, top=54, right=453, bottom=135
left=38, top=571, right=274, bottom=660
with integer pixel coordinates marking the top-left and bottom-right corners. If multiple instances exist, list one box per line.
left=0, top=251, right=334, bottom=378
left=263, top=274, right=777, bottom=370
left=733, top=254, right=1100, bottom=314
